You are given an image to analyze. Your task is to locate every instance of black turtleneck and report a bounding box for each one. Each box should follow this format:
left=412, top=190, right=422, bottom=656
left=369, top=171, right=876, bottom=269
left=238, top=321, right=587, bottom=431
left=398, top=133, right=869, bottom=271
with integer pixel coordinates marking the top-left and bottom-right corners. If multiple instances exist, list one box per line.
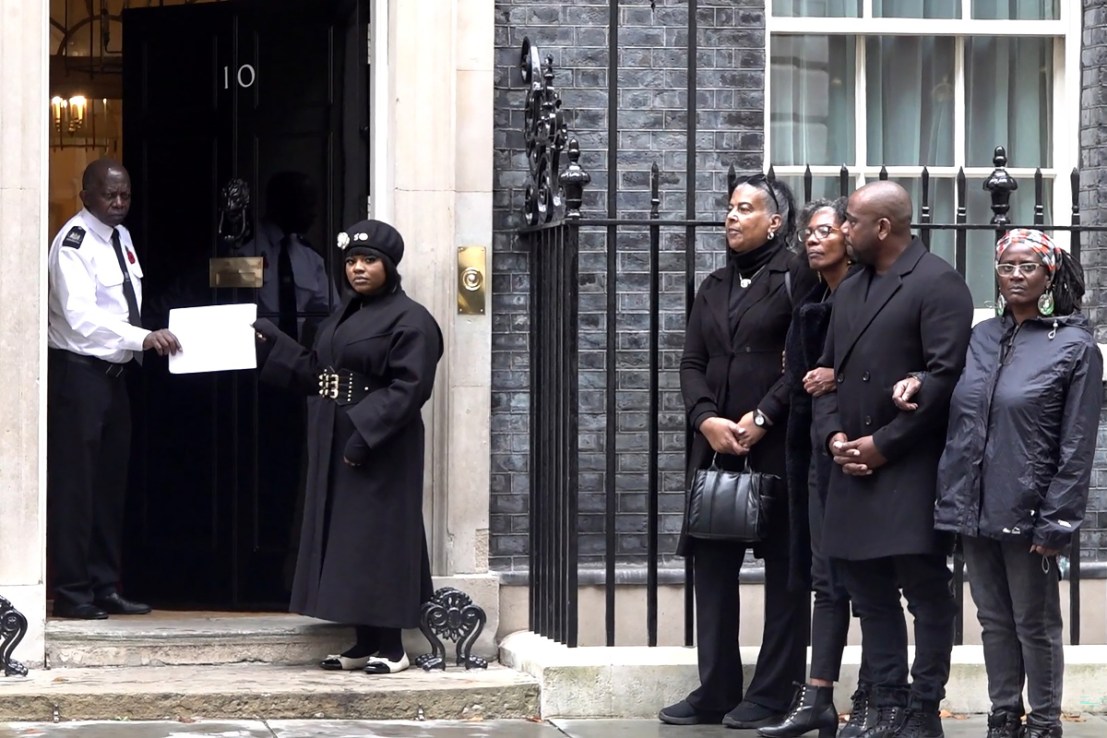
left=728, top=239, right=782, bottom=330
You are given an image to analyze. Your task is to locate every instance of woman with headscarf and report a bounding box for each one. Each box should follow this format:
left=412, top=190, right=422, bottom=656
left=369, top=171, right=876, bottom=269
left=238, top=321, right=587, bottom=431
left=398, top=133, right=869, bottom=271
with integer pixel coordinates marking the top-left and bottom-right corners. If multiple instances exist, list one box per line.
left=254, top=219, right=443, bottom=675
left=898, top=229, right=1102, bottom=738
left=659, top=175, right=818, bottom=728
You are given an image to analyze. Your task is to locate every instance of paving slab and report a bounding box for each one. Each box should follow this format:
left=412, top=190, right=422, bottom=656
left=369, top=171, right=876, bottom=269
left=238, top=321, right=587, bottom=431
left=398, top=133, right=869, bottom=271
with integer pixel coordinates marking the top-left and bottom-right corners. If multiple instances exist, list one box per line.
left=268, top=720, right=562, bottom=737
left=0, top=664, right=539, bottom=722
left=0, top=722, right=273, bottom=738
left=551, top=715, right=1107, bottom=738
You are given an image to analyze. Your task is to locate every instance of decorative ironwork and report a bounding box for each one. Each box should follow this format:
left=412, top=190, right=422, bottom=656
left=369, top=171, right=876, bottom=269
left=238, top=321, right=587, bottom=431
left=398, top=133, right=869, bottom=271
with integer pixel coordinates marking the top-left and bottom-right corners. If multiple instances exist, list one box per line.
left=415, top=587, right=488, bottom=671
left=520, top=37, right=570, bottom=226
left=0, top=595, right=29, bottom=678
left=984, top=146, right=1019, bottom=228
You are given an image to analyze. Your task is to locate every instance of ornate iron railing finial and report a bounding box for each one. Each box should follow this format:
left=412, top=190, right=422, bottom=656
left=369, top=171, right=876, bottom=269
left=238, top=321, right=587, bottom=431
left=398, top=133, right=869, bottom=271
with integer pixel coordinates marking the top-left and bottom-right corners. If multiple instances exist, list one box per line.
left=984, top=146, right=1019, bottom=228
left=520, top=37, right=575, bottom=225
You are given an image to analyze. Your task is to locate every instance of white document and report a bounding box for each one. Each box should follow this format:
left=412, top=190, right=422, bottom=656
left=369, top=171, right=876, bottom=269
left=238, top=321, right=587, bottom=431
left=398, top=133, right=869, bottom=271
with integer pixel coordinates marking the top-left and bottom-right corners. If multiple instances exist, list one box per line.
left=167, top=303, right=258, bottom=374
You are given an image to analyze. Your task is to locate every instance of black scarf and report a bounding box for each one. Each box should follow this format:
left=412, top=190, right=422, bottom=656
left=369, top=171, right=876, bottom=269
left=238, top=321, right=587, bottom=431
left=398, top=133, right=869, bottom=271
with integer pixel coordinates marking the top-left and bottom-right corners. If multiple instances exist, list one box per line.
left=727, top=239, right=782, bottom=330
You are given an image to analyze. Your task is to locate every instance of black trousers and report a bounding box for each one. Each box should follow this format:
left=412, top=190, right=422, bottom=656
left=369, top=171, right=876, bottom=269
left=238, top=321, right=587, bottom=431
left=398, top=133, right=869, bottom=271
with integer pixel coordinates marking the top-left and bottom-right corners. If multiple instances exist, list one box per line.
left=808, top=465, right=853, bottom=683
left=47, top=350, right=132, bottom=606
left=686, top=538, right=810, bottom=714
left=839, top=554, right=955, bottom=708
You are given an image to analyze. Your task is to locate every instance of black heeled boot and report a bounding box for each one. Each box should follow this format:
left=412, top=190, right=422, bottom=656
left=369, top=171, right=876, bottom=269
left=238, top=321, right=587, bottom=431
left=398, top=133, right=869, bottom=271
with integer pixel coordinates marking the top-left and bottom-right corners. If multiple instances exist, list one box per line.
left=757, top=683, right=838, bottom=738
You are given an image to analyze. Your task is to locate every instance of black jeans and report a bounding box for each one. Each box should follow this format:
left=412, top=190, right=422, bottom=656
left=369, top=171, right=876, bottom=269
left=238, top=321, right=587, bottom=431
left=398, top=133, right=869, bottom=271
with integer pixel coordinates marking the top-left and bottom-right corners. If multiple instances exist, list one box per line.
left=839, top=554, right=955, bottom=708
left=686, top=538, right=810, bottom=714
left=962, top=536, right=1064, bottom=730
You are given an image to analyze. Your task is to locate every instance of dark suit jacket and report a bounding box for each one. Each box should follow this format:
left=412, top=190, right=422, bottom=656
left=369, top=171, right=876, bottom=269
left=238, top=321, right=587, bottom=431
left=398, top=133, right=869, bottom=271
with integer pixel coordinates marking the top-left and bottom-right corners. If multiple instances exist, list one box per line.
left=813, top=238, right=973, bottom=560
left=677, top=245, right=817, bottom=557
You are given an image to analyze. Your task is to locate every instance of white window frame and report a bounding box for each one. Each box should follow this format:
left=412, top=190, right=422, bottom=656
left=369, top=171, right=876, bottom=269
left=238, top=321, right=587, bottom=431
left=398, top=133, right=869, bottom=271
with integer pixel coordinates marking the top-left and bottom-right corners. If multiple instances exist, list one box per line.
left=764, top=1, right=1081, bottom=247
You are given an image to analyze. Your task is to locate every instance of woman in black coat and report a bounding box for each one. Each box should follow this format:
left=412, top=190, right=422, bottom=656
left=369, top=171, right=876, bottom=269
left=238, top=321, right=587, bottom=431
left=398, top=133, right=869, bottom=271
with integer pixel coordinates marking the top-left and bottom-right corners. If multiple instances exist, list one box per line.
left=659, top=175, right=817, bottom=728
left=920, top=229, right=1101, bottom=738
left=760, top=198, right=873, bottom=738
left=254, top=219, right=443, bottom=675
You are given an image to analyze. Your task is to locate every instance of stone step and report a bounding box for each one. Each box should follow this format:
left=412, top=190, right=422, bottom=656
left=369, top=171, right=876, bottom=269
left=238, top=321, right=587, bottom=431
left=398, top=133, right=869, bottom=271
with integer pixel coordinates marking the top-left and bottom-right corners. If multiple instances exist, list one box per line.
left=0, top=663, right=540, bottom=722
left=45, top=613, right=353, bottom=668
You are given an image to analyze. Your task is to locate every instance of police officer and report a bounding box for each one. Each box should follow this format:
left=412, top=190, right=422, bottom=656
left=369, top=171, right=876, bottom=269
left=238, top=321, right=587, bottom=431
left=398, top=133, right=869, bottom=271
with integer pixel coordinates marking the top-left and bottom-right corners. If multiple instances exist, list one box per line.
left=47, top=159, right=181, bottom=619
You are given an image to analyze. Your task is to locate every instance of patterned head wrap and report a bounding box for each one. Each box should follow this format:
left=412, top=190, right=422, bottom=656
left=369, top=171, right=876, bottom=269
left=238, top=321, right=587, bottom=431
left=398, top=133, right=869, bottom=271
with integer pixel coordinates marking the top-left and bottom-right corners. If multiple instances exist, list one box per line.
left=995, top=228, right=1061, bottom=276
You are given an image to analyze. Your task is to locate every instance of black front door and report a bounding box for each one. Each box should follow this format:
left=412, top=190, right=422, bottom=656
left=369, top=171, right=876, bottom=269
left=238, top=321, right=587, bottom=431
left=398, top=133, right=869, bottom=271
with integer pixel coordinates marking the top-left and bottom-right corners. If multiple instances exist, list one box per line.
left=121, top=0, right=369, bottom=608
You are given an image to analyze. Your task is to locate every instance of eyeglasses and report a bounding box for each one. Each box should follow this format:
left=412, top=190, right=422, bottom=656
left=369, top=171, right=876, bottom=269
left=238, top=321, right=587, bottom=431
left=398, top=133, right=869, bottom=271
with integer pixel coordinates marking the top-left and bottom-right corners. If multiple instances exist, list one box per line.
left=801, top=224, right=840, bottom=241
left=730, top=173, right=780, bottom=213
left=995, top=262, right=1043, bottom=277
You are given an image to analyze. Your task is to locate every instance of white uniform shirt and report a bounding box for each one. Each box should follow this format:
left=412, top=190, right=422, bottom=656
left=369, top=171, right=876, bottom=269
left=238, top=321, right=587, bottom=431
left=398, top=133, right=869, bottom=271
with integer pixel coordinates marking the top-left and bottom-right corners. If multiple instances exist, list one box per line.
left=47, top=209, right=149, bottom=363
left=241, top=220, right=331, bottom=332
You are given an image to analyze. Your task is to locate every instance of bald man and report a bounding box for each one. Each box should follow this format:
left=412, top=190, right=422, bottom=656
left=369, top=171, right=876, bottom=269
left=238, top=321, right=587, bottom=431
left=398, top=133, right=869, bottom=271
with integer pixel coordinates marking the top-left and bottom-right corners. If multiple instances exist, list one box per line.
left=47, top=159, right=180, bottom=619
left=813, top=182, right=973, bottom=738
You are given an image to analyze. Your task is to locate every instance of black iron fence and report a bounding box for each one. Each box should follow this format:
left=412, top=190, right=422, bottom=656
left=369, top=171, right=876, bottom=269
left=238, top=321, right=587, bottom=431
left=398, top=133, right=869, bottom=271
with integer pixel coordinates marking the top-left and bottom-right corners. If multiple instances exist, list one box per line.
left=516, top=38, right=1107, bottom=650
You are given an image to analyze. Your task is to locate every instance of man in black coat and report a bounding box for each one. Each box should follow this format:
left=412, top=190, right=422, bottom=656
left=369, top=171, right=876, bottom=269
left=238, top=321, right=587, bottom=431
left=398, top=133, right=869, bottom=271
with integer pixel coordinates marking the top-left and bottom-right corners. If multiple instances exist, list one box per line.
left=814, top=181, right=973, bottom=738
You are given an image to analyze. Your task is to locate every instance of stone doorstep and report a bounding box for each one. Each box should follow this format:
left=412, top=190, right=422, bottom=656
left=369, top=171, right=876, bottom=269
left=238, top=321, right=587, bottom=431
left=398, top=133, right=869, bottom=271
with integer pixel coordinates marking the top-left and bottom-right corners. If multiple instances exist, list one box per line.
left=499, top=631, right=1107, bottom=719
left=0, top=663, right=540, bottom=723
left=45, top=613, right=496, bottom=668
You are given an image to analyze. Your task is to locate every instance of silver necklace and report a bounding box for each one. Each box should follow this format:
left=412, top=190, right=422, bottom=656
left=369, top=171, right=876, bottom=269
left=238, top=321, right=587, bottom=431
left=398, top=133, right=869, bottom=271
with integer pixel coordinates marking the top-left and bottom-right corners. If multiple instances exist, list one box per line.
left=739, top=265, right=767, bottom=288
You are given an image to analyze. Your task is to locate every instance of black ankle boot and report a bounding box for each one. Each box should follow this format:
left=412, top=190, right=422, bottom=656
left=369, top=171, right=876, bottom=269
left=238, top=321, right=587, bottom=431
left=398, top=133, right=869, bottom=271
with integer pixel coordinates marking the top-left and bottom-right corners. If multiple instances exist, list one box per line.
left=839, top=686, right=877, bottom=738
left=856, top=704, right=907, bottom=738
left=895, top=707, right=944, bottom=738
left=986, top=711, right=1022, bottom=738
left=1023, top=724, right=1062, bottom=738
left=757, top=683, right=838, bottom=738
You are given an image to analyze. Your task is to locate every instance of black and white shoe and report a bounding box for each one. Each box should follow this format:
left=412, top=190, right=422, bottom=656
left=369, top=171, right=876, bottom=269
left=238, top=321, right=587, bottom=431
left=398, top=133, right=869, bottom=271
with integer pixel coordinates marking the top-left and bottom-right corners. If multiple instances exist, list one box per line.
left=319, top=654, right=372, bottom=671
left=363, top=653, right=410, bottom=674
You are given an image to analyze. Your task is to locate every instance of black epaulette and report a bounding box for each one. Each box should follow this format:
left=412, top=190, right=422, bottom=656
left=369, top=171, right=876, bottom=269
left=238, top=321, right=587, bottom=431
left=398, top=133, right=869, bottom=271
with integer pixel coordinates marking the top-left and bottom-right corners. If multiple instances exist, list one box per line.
left=62, top=226, right=86, bottom=249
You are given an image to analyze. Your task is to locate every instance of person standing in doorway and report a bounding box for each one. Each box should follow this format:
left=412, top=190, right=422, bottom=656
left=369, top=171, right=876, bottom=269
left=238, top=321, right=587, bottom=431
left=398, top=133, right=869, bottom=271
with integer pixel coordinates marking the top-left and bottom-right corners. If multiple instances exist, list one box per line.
left=47, top=158, right=181, bottom=619
left=814, top=181, right=973, bottom=738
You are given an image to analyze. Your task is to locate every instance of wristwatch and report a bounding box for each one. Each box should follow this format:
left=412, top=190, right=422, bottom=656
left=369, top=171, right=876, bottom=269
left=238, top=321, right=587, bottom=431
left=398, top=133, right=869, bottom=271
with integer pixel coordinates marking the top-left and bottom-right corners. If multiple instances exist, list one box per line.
left=753, top=409, right=772, bottom=428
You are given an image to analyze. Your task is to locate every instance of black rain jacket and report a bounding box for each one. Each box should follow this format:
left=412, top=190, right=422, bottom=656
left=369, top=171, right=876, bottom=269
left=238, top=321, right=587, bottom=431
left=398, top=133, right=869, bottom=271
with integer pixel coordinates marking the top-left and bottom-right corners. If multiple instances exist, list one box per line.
left=934, top=311, right=1103, bottom=550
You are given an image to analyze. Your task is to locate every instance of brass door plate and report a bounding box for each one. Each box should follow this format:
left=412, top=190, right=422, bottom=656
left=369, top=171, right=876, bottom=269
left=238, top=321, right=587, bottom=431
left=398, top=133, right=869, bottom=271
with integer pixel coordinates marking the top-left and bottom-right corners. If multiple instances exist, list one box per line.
left=457, top=246, right=486, bottom=315
left=209, top=256, right=264, bottom=289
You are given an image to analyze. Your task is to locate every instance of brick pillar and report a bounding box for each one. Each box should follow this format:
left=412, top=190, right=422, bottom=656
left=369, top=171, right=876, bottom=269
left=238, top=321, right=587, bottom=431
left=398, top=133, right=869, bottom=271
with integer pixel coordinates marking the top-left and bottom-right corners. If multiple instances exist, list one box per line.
left=1082, top=0, right=1107, bottom=340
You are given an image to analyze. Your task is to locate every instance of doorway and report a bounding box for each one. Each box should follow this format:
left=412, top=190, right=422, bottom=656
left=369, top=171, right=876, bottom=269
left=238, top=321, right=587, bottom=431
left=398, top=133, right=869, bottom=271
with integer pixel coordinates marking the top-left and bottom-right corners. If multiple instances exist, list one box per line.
left=47, top=0, right=371, bottom=610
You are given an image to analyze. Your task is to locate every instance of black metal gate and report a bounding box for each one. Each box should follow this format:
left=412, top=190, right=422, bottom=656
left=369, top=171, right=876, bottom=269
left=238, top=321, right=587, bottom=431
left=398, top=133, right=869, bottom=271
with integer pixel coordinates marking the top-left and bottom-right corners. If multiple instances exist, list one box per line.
left=514, top=37, right=1106, bottom=649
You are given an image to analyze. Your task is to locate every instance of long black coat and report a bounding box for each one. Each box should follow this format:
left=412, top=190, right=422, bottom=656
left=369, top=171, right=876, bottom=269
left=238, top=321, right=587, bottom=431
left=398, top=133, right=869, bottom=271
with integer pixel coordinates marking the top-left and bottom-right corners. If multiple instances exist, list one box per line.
left=677, top=245, right=816, bottom=557
left=258, top=289, right=442, bottom=627
left=935, top=312, right=1103, bottom=550
left=814, top=238, right=973, bottom=560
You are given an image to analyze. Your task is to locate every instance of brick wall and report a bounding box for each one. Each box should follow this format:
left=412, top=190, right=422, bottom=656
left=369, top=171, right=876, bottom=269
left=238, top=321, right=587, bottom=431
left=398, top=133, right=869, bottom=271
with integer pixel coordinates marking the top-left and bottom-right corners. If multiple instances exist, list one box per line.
left=491, top=0, right=767, bottom=570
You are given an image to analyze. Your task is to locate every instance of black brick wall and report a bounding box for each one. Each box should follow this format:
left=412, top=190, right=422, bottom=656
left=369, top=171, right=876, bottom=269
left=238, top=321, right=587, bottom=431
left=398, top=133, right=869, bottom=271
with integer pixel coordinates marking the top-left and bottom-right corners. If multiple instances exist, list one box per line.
left=491, top=0, right=1107, bottom=570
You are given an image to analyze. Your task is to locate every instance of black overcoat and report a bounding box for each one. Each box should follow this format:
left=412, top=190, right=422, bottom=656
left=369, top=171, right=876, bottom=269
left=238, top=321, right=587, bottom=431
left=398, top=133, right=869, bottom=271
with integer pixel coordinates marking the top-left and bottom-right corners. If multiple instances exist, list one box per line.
left=677, top=246, right=816, bottom=557
left=258, top=288, right=442, bottom=627
left=813, top=238, right=973, bottom=560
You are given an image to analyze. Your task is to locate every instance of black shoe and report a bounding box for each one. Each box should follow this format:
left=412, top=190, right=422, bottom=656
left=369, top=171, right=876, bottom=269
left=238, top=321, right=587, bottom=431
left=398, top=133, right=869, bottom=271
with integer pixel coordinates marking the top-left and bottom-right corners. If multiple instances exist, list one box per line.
left=857, top=705, right=907, bottom=738
left=52, top=601, right=108, bottom=620
left=1023, top=723, right=1062, bottom=738
left=894, top=708, right=943, bottom=738
left=723, top=701, right=784, bottom=729
left=658, top=699, right=725, bottom=726
left=986, top=711, right=1023, bottom=738
left=94, top=593, right=151, bottom=615
left=839, top=686, right=878, bottom=738
left=758, top=683, right=838, bottom=738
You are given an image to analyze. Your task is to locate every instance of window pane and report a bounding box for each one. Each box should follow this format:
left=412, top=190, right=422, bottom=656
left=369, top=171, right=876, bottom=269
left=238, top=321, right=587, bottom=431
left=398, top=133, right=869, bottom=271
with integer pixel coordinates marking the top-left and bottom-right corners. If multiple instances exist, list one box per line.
left=972, top=0, right=1057, bottom=20
left=771, top=36, right=856, bottom=166
left=874, top=0, right=960, bottom=18
left=776, top=176, right=853, bottom=208
left=966, top=37, right=1053, bottom=168
left=772, top=0, right=861, bottom=17
left=866, top=37, right=955, bottom=166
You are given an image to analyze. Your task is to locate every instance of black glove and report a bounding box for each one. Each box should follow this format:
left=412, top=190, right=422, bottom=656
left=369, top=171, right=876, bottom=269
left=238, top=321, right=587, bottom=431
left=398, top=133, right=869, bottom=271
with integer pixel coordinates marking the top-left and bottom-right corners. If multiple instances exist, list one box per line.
left=344, top=432, right=371, bottom=466
left=252, top=318, right=282, bottom=342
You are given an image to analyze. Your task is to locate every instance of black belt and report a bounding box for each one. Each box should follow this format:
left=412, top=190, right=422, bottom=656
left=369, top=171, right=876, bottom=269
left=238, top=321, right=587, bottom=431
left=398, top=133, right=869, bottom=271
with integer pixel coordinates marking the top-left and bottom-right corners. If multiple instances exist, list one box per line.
left=52, top=349, right=129, bottom=379
left=317, top=367, right=373, bottom=406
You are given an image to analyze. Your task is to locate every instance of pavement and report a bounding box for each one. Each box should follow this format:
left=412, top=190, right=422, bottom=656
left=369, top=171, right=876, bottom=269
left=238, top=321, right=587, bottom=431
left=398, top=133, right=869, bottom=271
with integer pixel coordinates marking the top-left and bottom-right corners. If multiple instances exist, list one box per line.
left=1, top=716, right=1106, bottom=737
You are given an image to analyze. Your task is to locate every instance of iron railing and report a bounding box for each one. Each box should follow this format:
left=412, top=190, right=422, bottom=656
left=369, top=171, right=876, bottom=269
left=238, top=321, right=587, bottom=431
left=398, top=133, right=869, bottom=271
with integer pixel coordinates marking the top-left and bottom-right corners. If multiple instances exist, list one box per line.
left=515, top=38, right=1107, bottom=650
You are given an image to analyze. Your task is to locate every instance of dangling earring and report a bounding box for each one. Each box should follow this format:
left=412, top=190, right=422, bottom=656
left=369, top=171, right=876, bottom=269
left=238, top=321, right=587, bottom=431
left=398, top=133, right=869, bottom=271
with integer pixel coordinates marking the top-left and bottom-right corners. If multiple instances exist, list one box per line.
left=1038, top=289, right=1055, bottom=317
left=994, top=294, right=1006, bottom=317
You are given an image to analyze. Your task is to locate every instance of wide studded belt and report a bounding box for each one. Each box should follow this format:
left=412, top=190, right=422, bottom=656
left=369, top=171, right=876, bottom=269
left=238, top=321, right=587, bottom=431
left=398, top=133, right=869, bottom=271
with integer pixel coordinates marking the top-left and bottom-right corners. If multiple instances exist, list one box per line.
left=317, top=367, right=373, bottom=406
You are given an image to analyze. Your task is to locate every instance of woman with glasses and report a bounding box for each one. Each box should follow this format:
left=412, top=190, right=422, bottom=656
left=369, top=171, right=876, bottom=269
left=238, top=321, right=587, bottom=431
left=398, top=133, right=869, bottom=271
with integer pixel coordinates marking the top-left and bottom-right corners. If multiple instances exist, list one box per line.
left=660, top=174, right=818, bottom=728
left=759, top=197, right=875, bottom=738
left=899, top=229, right=1101, bottom=738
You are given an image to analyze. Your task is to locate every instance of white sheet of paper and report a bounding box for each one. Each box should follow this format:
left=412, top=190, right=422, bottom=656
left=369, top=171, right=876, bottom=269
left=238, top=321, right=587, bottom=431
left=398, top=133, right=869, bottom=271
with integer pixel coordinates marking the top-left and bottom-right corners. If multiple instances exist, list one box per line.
left=167, top=303, right=258, bottom=374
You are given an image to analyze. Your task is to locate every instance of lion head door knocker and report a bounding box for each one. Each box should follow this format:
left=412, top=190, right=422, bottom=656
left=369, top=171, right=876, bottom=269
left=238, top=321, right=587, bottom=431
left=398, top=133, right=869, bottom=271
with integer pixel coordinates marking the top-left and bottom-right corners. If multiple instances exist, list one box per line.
left=415, top=587, right=488, bottom=671
left=217, top=177, right=252, bottom=249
